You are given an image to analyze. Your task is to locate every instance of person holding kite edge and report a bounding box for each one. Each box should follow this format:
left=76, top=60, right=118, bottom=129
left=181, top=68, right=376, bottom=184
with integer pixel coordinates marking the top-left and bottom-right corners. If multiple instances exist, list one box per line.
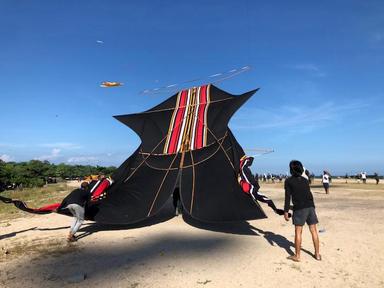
left=57, top=181, right=90, bottom=242
left=238, top=155, right=286, bottom=216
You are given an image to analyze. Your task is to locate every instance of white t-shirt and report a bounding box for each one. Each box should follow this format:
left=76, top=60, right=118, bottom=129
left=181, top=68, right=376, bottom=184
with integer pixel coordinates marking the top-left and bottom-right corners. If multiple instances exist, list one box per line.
left=322, top=174, right=330, bottom=184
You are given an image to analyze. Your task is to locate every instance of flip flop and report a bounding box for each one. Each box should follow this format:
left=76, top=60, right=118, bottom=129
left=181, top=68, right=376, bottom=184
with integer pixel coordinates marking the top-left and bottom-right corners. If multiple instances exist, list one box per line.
left=315, top=254, right=322, bottom=261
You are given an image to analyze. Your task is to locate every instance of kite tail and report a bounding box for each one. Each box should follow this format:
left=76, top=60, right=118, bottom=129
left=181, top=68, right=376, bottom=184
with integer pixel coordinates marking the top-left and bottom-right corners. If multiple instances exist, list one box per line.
left=0, top=195, right=60, bottom=215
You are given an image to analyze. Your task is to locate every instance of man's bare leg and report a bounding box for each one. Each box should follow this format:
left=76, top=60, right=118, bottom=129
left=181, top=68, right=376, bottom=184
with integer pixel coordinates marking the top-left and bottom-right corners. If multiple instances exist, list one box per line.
left=309, top=224, right=321, bottom=260
left=288, top=225, right=303, bottom=261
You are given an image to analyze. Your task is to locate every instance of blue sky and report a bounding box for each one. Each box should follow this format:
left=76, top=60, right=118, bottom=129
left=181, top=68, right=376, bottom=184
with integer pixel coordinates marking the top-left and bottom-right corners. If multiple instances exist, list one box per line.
left=0, top=0, right=383, bottom=175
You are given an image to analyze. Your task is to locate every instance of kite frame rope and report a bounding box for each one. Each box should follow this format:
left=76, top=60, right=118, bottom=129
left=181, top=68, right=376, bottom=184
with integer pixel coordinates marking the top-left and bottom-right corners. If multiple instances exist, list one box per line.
left=140, top=66, right=251, bottom=95
left=123, top=131, right=170, bottom=182
left=137, top=133, right=227, bottom=170
left=189, top=150, right=196, bottom=214
left=124, top=95, right=239, bottom=183
left=146, top=151, right=180, bottom=217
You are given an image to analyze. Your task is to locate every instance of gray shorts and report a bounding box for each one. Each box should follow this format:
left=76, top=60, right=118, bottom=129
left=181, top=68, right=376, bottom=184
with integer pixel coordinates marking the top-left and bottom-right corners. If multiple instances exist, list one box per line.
left=293, top=207, right=318, bottom=226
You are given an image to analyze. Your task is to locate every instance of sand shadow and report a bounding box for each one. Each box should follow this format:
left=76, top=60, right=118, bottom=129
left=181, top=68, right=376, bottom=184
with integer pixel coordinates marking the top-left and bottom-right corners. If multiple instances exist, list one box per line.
left=11, top=234, right=233, bottom=285
left=251, top=226, right=314, bottom=257
left=0, top=227, right=37, bottom=240
left=182, top=213, right=258, bottom=236
left=311, top=185, right=326, bottom=189
left=76, top=201, right=176, bottom=240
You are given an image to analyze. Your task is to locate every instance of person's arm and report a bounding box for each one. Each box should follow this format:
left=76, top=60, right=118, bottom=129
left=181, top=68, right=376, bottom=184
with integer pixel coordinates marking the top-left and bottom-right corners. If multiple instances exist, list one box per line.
left=284, top=180, right=291, bottom=221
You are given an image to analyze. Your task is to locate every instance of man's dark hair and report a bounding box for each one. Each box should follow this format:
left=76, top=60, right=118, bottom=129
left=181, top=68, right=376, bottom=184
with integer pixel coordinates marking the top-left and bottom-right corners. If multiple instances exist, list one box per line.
left=81, top=181, right=89, bottom=189
left=289, top=160, right=304, bottom=176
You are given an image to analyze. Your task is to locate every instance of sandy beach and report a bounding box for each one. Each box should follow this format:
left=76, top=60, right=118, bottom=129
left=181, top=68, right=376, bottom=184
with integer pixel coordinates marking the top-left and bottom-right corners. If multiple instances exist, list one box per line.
left=1, top=179, right=383, bottom=288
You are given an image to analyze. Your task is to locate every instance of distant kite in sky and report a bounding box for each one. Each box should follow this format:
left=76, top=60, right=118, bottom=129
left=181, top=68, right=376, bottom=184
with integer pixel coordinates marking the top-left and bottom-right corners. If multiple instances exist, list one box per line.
left=96, top=40, right=104, bottom=44
left=100, top=81, right=123, bottom=88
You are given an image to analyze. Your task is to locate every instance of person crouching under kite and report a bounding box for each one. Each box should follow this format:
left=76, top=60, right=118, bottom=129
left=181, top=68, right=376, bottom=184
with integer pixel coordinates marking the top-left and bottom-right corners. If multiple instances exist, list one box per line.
left=57, top=181, right=90, bottom=242
left=57, top=177, right=113, bottom=242
left=0, top=177, right=113, bottom=241
left=238, top=155, right=286, bottom=216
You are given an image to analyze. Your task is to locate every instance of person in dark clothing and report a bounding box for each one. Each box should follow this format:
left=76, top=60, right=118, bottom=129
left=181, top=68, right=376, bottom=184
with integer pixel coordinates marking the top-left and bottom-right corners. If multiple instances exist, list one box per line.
left=58, top=181, right=89, bottom=242
left=284, top=160, right=321, bottom=262
left=240, top=156, right=260, bottom=198
left=374, top=173, right=380, bottom=185
left=172, top=172, right=183, bottom=216
left=172, top=188, right=182, bottom=216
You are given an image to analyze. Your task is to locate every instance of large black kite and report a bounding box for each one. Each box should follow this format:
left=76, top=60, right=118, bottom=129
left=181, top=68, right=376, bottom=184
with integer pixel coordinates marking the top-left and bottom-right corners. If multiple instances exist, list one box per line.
left=1, top=84, right=285, bottom=224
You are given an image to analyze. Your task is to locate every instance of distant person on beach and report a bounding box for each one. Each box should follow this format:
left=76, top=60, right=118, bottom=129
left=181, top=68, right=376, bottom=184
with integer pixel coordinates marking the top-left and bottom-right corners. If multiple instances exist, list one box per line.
left=173, top=172, right=183, bottom=216
left=374, top=173, right=380, bottom=185
left=322, top=171, right=330, bottom=194
left=57, top=181, right=90, bottom=242
left=284, top=160, right=321, bottom=262
left=361, top=172, right=367, bottom=184
left=303, top=168, right=312, bottom=184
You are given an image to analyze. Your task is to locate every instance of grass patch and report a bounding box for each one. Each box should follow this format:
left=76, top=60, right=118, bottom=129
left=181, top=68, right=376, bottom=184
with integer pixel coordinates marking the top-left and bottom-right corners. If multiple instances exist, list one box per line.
left=0, top=183, right=71, bottom=220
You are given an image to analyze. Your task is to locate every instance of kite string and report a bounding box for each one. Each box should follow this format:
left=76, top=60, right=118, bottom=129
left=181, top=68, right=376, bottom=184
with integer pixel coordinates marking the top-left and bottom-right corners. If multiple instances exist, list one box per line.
left=140, top=66, right=251, bottom=95
left=135, top=97, right=235, bottom=115
left=204, top=124, right=235, bottom=171
left=124, top=133, right=169, bottom=182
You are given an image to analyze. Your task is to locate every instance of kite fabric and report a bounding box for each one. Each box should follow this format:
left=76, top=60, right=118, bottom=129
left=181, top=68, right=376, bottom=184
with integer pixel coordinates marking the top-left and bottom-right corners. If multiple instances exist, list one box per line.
left=1, top=84, right=287, bottom=224
left=91, top=84, right=267, bottom=224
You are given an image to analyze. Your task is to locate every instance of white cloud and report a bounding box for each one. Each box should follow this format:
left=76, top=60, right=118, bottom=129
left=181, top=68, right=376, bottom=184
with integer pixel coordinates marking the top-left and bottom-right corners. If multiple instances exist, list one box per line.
left=35, top=148, right=61, bottom=161
left=290, top=64, right=326, bottom=77
left=67, top=156, right=98, bottom=164
left=372, top=32, right=384, bottom=42
left=232, top=100, right=367, bottom=133
left=371, top=117, right=384, bottom=124
left=0, top=143, right=26, bottom=148
left=0, top=154, right=14, bottom=162
left=39, top=142, right=82, bottom=149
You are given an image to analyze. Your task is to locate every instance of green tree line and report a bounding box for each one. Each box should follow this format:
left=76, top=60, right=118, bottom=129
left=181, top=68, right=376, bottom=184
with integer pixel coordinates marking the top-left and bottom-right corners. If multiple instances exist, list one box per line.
left=0, top=160, right=116, bottom=189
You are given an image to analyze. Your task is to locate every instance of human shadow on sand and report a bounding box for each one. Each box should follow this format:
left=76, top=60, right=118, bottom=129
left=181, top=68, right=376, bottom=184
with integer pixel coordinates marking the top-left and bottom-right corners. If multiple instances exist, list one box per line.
left=183, top=216, right=314, bottom=258
left=251, top=226, right=314, bottom=258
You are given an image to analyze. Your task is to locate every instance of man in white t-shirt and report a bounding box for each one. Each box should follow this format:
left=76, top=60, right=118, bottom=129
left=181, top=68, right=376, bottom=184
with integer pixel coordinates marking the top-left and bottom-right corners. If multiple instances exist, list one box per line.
left=321, top=171, right=330, bottom=194
left=361, top=172, right=367, bottom=184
